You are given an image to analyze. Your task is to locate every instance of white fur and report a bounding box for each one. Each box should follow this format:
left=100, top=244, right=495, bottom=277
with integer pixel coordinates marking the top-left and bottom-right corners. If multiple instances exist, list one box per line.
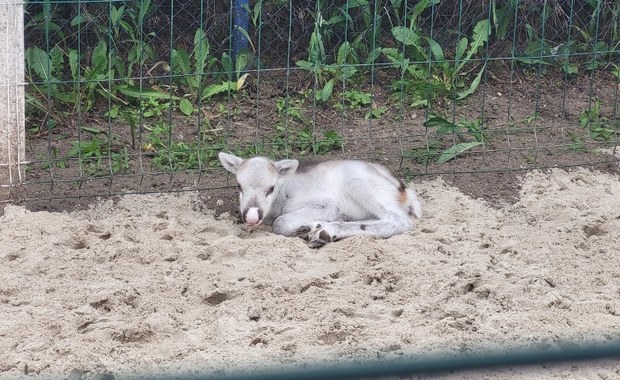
left=219, top=152, right=422, bottom=248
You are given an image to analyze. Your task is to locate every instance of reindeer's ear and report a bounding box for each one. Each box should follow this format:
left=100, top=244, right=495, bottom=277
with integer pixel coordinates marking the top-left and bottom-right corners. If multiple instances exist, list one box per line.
left=274, top=159, right=299, bottom=175
left=219, top=152, right=244, bottom=174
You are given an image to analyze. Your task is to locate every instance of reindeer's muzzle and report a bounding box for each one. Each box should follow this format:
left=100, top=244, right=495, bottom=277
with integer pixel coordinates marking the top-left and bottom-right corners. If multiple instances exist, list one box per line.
left=243, top=207, right=263, bottom=226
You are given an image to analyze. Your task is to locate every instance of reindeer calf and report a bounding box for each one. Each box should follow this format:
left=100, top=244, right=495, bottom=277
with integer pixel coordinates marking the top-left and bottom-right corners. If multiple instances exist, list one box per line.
left=219, top=152, right=422, bottom=248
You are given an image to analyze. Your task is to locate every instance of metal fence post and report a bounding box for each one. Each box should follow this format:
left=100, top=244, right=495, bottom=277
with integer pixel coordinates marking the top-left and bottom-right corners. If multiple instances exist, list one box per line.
left=0, top=0, right=26, bottom=202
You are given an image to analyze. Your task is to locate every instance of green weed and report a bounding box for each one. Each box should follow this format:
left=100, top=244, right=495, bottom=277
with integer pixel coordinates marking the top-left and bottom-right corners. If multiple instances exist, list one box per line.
left=342, top=90, right=372, bottom=109
left=516, top=27, right=579, bottom=76
left=525, top=111, right=542, bottom=125
left=405, top=140, right=442, bottom=165
left=579, top=98, right=616, bottom=141
left=567, top=133, right=586, bottom=152
left=271, top=92, right=341, bottom=156
left=611, top=63, right=620, bottom=79
left=146, top=122, right=224, bottom=171
left=297, top=129, right=342, bottom=155
left=266, top=122, right=342, bottom=158
left=419, top=116, right=487, bottom=164
left=103, top=0, right=156, bottom=85
left=171, top=29, right=217, bottom=100
left=105, top=98, right=176, bottom=149
left=66, top=131, right=130, bottom=176
left=276, top=97, right=308, bottom=125
left=293, top=1, right=367, bottom=104
left=297, top=41, right=360, bottom=104
left=364, top=106, right=388, bottom=120
left=37, top=146, right=66, bottom=170
left=514, top=0, right=620, bottom=75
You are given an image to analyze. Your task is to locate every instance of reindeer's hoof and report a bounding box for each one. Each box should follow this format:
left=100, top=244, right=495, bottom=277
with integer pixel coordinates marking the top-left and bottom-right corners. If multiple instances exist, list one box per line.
left=295, top=226, right=312, bottom=241
left=307, top=230, right=332, bottom=249
left=318, top=230, right=332, bottom=242
left=307, top=238, right=327, bottom=249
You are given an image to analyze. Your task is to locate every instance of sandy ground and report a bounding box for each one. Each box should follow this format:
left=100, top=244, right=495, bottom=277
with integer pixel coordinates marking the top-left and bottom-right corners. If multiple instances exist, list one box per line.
left=1, top=167, right=620, bottom=379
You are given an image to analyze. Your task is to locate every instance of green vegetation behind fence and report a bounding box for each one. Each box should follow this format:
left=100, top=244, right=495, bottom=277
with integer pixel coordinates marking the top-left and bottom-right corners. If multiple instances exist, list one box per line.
left=20, top=0, right=620, bottom=201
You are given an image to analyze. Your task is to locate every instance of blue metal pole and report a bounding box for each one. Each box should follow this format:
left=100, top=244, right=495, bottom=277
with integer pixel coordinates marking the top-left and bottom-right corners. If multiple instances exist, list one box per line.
left=233, top=0, right=249, bottom=61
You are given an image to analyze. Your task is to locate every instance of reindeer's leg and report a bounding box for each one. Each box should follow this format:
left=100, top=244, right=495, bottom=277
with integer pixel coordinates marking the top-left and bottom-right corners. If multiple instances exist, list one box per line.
left=304, top=179, right=415, bottom=247
left=271, top=198, right=339, bottom=239
left=305, top=214, right=412, bottom=243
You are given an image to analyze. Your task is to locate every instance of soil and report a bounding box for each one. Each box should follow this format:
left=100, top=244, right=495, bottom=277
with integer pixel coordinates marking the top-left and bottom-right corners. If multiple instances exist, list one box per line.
left=15, top=69, right=620, bottom=214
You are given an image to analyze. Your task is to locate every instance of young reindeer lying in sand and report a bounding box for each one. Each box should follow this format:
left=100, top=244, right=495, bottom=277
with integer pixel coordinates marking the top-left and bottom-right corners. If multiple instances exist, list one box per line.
left=219, top=152, right=422, bottom=248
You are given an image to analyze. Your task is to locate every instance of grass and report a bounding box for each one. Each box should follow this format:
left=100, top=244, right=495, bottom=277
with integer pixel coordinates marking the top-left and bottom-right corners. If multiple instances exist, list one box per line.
left=66, top=133, right=130, bottom=177
left=145, top=122, right=225, bottom=171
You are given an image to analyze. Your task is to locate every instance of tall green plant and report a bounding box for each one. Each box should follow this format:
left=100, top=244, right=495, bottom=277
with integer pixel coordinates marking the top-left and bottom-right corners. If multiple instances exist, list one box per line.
left=70, top=0, right=155, bottom=84
left=384, top=0, right=490, bottom=105
left=295, top=1, right=360, bottom=103
left=297, top=41, right=359, bottom=103
left=25, top=45, right=77, bottom=117
left=171, top=28, right=248, bottom=109
left=108, top=0, right=155, bottom=85
left=171, top=29, right=215, bottom=98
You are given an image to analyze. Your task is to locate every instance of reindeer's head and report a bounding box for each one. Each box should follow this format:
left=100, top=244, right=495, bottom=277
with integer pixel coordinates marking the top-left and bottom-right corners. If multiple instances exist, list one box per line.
left=219, top=152, right=299, bottom=227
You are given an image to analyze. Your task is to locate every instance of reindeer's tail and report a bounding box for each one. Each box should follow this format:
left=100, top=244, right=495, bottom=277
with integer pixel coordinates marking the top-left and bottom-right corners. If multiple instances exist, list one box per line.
left=405, top=187, right=422, bottom=219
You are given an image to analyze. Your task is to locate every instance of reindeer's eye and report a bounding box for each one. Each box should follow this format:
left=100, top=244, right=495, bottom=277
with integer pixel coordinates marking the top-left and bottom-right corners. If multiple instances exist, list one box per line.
left=237, top=184, right=243, bottom=193
left=266, top=186, right=275, bottom=196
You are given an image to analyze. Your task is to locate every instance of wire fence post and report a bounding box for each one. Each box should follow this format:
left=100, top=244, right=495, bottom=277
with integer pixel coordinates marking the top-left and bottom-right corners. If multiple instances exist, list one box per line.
left=0, top=0, right=26, bottom=202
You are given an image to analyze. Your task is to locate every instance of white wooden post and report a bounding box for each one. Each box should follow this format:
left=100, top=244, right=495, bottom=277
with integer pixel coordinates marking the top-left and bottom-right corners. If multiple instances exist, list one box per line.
left=0, top=0, right=26, bottom=202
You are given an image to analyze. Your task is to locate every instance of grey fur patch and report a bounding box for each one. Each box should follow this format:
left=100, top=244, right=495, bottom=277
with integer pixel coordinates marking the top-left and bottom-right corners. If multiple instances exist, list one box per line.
left=295, top=160, right=321, bottom=174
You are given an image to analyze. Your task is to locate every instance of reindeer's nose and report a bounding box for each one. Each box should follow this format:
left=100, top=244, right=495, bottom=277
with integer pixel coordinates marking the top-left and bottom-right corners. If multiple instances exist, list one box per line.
left=243, top=207, right=263, bottom=225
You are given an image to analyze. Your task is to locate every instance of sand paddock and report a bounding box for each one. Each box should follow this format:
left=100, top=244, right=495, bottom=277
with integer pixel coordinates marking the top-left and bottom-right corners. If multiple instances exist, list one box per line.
left=1, top=167, right=620, bottom=379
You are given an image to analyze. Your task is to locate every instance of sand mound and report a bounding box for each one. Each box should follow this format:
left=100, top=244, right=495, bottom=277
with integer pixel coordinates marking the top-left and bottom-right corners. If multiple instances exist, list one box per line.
left=1, top=167, right=619, bottom=379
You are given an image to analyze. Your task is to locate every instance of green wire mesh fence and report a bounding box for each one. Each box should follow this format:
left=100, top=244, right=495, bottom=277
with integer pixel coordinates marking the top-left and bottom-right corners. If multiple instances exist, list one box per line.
left=6, top=0, right=620, bottom=204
